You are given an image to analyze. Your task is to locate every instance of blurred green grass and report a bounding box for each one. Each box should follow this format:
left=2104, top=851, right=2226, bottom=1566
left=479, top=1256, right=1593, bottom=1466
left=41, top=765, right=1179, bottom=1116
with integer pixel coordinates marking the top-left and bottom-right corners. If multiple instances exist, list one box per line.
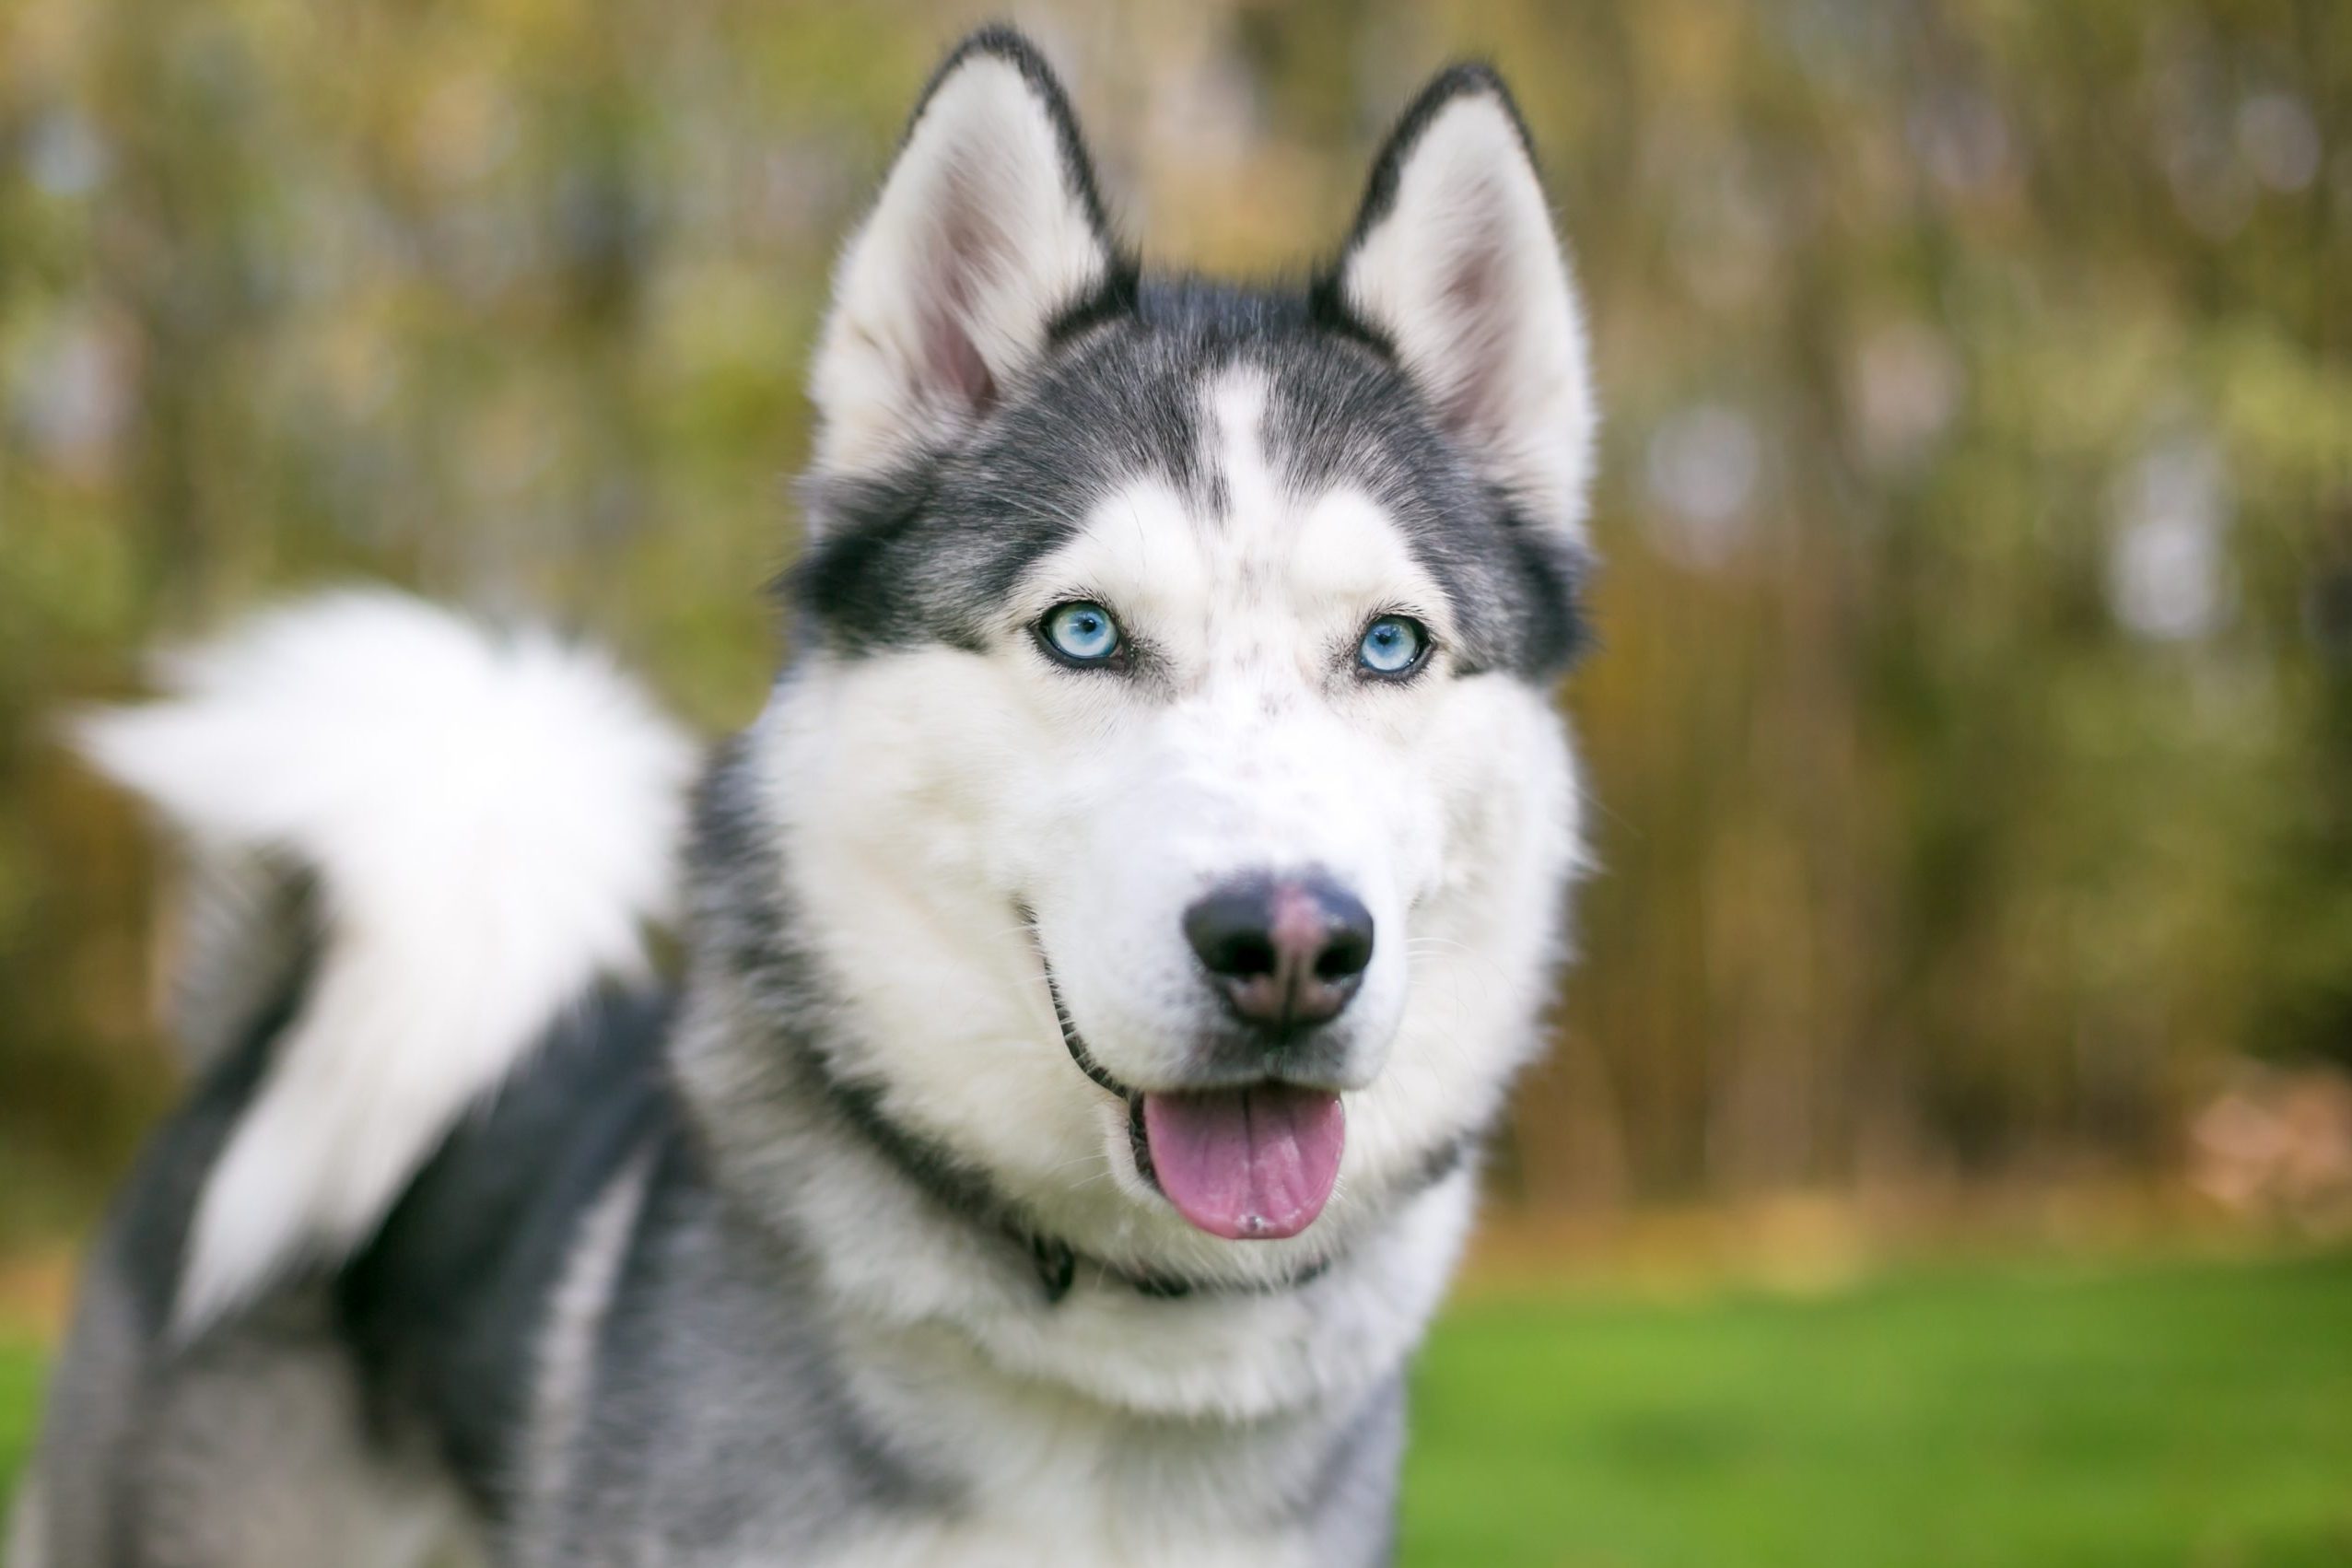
left=0, top=1336, right=38, bottom=1505
left=1403, top=1252, right=2352, bottom=1567
left=2, top=1253, right=2348, bottom=1564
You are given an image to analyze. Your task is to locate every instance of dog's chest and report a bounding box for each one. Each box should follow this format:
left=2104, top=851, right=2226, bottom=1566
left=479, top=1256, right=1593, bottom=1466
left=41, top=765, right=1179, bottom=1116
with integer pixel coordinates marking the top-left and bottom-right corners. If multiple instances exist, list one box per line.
left=825, top=1328, right=1360, bottom=1568
left=821, top=1517, right=1317, bottom=1568
left=817, top=1424, right=1324, bottom=1568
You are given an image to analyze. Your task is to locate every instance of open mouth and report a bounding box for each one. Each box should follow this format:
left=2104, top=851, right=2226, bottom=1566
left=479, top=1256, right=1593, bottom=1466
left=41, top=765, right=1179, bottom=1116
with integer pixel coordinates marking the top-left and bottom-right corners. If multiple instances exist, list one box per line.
left=1037, top=947, right=1345, bottom=1242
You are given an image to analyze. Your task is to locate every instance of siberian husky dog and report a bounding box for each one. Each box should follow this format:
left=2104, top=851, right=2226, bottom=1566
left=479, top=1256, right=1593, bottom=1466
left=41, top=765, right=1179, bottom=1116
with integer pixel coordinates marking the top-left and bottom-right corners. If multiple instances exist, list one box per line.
left=10, top=28, right=1596, bottom=1568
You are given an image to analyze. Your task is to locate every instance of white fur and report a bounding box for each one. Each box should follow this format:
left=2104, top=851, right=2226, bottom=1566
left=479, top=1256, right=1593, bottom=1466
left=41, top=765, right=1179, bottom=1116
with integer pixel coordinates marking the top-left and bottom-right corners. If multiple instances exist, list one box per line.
left=76, top=591, right=696, bottom=1334
left=754, top=368, right=1583, bottom=1421
left=1340, top=88, right=1597, bottom=536
left=811, top=49, right=1110, bottom=484
left=823, top=1526, right=1314, bottom=1568
left=820, top=1312, right=1356, bottom=1567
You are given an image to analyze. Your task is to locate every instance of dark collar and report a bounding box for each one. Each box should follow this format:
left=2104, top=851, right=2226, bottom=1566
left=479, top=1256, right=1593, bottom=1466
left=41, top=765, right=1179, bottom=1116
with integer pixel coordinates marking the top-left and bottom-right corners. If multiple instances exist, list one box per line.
left=815, top=1054, right=1335, bottom=1305
left=1024, top=1231, right=1330, bottom=1305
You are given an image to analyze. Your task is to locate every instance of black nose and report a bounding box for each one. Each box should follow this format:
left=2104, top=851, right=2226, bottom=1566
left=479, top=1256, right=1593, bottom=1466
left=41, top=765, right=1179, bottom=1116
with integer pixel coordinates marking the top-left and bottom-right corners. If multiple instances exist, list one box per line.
left=1183, top=873, right=1375, bottom=1032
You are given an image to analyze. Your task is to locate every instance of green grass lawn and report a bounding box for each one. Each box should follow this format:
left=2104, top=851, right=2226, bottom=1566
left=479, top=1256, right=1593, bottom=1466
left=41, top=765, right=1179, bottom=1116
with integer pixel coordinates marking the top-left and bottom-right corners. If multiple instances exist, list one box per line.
left=0, top=1336, right=36, bottom=1503
left=3, top=1251, right=2348, bottom=1563
left=1404, top=1251, right=2352, bottom=1567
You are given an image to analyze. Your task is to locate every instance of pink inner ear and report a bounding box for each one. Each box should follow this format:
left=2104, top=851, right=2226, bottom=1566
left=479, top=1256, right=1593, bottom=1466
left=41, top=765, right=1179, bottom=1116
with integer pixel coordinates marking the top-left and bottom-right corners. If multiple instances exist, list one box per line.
left=918, top=193, right=1003, bottom=419
left=1436, top=215, right=1514, bottom=443
left=1430, top=236, right=1504, bottom=441
left=924, top=305, right=997, bottom=415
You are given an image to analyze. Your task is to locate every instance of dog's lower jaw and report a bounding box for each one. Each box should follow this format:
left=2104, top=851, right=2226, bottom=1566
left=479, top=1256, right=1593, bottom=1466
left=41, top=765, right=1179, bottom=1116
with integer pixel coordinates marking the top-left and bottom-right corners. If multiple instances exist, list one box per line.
left=677, top=974, right=1478, bottom=1425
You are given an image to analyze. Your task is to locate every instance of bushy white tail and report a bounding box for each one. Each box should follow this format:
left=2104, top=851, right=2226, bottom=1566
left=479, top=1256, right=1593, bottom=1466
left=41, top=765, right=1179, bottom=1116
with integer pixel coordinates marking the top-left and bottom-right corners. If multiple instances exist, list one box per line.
left=77, top=590, right=696, bottom=1335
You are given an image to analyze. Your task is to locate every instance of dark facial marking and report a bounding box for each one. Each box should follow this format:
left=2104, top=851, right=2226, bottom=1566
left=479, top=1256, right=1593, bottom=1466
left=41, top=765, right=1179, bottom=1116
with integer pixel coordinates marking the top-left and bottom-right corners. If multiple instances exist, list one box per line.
left=791, top=278, right=1585, bottom=680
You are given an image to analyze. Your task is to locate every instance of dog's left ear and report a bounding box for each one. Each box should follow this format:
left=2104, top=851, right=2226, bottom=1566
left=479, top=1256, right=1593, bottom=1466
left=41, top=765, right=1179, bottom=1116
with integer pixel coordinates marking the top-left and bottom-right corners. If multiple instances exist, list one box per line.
left=812, top=29, right=1117, bottom=485
left=1331, top=67, right=1597, bottom=537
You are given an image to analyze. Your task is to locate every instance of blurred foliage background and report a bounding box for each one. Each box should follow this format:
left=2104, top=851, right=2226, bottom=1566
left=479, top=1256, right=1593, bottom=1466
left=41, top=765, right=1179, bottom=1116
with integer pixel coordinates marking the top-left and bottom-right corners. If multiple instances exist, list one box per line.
left=6, top=4, right=2352, bottom=1561
left=1, top=0, right=2348, bottom=1259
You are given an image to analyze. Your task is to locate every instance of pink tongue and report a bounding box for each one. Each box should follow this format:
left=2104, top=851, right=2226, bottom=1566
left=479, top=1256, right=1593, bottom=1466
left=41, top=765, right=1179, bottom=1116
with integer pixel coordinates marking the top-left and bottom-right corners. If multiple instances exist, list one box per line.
left=1141, top=1085, right=1345, bottom=1240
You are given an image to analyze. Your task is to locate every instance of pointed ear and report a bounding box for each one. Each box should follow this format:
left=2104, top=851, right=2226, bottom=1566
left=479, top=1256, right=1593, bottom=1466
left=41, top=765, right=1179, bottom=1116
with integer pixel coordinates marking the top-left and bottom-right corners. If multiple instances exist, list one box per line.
left=1331, top=66, right=1597, bottom=537
left=811, top=29, right=1117, bottom=486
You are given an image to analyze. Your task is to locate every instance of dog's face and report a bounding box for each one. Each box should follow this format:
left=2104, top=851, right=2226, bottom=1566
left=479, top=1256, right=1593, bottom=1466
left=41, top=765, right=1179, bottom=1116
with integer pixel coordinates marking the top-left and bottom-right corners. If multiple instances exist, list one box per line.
left=756, top=36, right=1592, bottom=1274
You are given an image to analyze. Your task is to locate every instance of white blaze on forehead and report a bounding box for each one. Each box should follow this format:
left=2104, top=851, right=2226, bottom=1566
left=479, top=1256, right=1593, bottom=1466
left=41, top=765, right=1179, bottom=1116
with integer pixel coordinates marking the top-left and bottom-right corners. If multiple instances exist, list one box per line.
left=1208, top=370, right=1280, bottom=547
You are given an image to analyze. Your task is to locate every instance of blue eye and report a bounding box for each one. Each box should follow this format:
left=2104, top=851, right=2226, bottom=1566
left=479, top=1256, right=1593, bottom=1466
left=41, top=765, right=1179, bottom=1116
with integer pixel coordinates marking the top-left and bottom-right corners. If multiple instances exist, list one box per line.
left=1357, top=614, right=1428, bottom=677
left=1040, top=601, right=1123, bottom=665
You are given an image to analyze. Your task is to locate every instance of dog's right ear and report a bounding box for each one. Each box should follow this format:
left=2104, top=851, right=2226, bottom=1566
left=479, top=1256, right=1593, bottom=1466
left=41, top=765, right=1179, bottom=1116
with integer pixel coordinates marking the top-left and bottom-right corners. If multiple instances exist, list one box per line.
left=811, top=29, right=1117, bottom=486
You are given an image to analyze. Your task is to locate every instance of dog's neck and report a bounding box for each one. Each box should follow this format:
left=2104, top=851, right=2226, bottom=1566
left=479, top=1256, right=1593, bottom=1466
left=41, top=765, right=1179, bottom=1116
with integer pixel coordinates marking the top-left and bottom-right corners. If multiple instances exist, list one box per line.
left=668, top=741, right=1478, bottom=1422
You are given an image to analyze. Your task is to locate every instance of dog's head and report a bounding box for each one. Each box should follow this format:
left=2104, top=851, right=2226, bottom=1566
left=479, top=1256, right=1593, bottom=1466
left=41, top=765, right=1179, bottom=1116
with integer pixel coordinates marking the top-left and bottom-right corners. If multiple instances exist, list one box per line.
left=753, top=30, right=1592, bottom=1276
